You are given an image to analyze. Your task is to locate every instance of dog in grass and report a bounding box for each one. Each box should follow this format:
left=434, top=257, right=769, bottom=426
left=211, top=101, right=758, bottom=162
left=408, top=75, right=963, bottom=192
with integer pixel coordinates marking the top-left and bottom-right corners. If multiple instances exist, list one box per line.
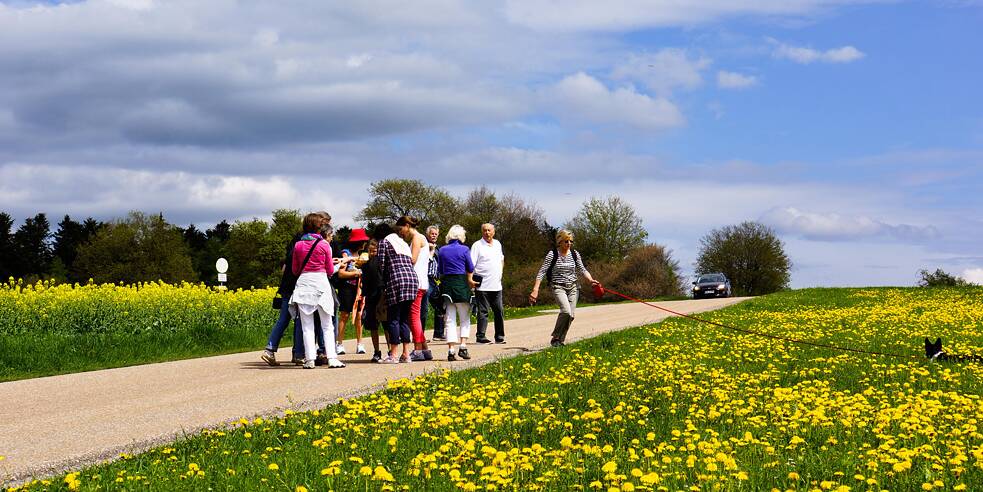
left=924, top=337, right=983, bottom=362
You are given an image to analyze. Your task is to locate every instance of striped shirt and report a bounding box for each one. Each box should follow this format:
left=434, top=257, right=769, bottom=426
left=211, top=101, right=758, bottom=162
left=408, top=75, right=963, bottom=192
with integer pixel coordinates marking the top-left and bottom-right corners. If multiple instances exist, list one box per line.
left=536, top=249, right=589, bottom=286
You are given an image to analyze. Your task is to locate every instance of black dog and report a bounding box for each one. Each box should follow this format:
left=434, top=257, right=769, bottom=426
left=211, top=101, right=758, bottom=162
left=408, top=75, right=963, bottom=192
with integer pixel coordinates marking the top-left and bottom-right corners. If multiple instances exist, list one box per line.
left=924, top=338, right=983, bottom=362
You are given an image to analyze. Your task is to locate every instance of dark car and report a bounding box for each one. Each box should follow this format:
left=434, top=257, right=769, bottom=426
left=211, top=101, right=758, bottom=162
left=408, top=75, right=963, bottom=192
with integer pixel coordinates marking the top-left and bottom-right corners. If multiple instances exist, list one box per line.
left=692, top=273, right=732, bottom=299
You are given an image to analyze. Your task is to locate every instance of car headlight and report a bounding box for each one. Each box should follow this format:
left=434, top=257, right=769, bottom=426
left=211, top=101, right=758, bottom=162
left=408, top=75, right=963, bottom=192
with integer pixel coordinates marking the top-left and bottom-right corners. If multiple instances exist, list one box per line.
left=692, top=286, right=699, bottom=291
left=717, top=284, right=726, bottom=289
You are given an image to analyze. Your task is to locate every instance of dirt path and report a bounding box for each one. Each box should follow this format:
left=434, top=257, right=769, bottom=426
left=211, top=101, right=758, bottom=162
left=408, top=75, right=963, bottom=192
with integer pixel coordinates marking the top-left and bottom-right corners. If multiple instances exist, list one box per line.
left=0, top=297, right=746, bottom=484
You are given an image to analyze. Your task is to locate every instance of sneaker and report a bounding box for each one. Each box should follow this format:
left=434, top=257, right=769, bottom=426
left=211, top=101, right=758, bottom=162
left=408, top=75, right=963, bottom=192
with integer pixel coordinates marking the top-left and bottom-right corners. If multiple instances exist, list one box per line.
left=409, top=350, right=426, bottom=362
left=291, top=357, right=305, bottom=365
left=261, top=349, right=278, bottom=366
left=399, top=354, right=410, bottom=363
left=495, top=338, right=506, bottom=344
left=379, top=355, right=399, bottom=364
left=447, top=352, right=457, bottom=362
left=423, top=349, right=433, bottom=361
left=303, top=359, right=315, bottom=369
left=432, top=335, right=446, bottom=341
left=458, top=347, right=471, bottom=360
left=356, top=343, right=366, bottom=354
left=476, top=337, right=493, bottom=344
left=315, top=354, right=329, bottom=366
left=371, top=351, right=383, bottom=363
left=550, top=339, right=561, bottom=347
left=327, top=358, right=346, bottom=368
left=336, top=344, right=346, bottom=355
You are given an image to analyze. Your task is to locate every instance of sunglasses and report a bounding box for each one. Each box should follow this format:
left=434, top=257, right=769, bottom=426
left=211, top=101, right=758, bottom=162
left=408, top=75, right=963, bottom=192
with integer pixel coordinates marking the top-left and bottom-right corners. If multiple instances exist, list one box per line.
left=561, top=239, right=573, bottom=244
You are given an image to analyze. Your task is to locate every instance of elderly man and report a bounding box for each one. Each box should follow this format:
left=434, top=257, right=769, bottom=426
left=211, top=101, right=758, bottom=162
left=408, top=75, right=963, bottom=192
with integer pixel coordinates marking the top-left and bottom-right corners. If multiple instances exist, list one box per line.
left=470, top=223, right=505, bottom=344
left=424, top=225, right=446, bottom=341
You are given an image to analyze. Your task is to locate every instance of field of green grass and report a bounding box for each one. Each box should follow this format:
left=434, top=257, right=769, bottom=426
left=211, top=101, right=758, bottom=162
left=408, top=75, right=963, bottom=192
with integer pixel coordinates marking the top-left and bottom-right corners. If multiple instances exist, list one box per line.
left=9, top=286, right=983, bottom=491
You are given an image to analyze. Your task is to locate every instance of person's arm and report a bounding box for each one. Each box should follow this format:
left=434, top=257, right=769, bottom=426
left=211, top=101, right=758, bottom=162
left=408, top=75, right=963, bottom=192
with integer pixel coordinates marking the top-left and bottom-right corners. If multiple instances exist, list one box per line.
left=466, top=250, right=477, bottom=289
left=411, top=234, right=423, bottom=263
left=291, top=243, right=304, bottom=276
left=575, top=251, right=598, bottom=285
left=529, top=251, right=553, bottom=304
left=377, top=241, right=389, bottom=280
left=323, top=242, right=334, bottom=276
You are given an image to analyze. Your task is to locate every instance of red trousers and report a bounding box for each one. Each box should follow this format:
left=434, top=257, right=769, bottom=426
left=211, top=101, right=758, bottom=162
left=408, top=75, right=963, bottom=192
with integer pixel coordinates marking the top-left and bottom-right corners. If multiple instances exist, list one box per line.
left=409, top=289, right=427, bottom=344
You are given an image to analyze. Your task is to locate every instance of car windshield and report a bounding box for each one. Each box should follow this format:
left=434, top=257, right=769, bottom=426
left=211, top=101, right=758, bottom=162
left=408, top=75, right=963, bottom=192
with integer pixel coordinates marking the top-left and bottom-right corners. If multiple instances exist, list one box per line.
left=698, top=275, right=725, bottom=283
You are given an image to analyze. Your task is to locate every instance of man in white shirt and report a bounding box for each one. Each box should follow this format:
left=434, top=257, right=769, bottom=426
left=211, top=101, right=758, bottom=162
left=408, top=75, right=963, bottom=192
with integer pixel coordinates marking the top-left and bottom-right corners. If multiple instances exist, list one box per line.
left=470, top=223, right=505, bottom=344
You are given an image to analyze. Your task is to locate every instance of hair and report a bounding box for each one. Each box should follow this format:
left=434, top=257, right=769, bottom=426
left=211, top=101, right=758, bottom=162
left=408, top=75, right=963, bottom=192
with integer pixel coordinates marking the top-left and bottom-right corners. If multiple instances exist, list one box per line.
left=317, top=211, right=332, bottom=223
left=426, top=225, right=440, bottom=235
left=445, top=224, right=466, bottom=244
left=555, top=229, right=574, bottom=245
left=302, top=213, right=326, bottom=234
left=481, top=223, right=495, bottom=231
left=372, top=223, right=393, bottom=240
left=395, top=215, right=419, bottom=228
left=321, top=223, right=334, bottom=238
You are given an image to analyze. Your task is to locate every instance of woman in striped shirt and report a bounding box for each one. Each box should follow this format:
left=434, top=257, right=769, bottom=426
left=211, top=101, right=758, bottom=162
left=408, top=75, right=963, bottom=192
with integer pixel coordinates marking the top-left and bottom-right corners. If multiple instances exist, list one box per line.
left=529, top=229, right=599, bottom=347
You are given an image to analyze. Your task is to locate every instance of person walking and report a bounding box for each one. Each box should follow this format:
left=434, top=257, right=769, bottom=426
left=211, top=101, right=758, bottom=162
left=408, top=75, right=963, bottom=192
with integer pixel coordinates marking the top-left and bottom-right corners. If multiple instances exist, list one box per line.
left=289, top=213, right=344, bottom=368
left=437, top=225, right=476, bottom=361
left=399, top=216, right=434, bottom=361
left=424, top=225, right=446, bottom=341
left=529, top=229, right=599, bottom=347
left=470, top=223, right=505, bottom=344
left=376, top=221, right=419, bottom=363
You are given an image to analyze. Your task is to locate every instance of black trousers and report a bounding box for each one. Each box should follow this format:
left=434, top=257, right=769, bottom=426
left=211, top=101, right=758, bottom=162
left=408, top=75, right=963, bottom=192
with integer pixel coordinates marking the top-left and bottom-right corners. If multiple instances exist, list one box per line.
left=475, top=290, right=505, bottom=341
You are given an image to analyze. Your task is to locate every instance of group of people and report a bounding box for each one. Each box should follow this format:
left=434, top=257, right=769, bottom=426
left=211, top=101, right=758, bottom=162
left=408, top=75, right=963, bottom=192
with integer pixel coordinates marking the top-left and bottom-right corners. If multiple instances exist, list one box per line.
left=260, top=211, right=598, bottom=369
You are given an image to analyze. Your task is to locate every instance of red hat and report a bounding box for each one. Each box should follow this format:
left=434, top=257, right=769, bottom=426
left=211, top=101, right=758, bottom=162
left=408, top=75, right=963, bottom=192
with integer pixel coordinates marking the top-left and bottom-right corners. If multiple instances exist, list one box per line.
left=349, top=228, right=370, bottom=242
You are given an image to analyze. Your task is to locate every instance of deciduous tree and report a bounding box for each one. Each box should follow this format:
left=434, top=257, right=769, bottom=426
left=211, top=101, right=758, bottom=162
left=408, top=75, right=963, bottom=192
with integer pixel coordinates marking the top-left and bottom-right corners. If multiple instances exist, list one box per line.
left=695, top=221, right=791, bottom=296
left=565, top=196, right=648, bottom=261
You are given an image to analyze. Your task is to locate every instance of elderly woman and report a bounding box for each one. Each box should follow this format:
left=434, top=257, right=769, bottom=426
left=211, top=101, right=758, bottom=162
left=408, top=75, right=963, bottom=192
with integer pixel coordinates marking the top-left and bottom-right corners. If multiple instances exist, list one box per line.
left=289, top=213, right=345, bottom=368
left=529, top=229, right=599, bottom=347
left=437, top=225, right=476, bottom=361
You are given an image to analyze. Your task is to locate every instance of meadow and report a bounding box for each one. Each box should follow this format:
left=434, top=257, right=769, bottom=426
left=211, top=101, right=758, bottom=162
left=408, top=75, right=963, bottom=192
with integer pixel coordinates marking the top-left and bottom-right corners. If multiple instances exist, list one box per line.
left=0, top=279, right=560, bottom=382
left=7, top=286, right=983, bottom=491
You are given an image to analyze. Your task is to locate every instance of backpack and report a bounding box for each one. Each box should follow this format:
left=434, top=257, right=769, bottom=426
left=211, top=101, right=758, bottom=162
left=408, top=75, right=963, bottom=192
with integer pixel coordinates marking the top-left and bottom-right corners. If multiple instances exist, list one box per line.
left=545, top=248, right=580, bottom=286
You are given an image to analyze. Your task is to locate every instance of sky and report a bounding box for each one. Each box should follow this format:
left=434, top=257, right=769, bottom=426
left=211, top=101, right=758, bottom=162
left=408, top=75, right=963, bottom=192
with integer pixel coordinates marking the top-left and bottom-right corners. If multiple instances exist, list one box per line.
left=1, top=0, right=981, bottom=287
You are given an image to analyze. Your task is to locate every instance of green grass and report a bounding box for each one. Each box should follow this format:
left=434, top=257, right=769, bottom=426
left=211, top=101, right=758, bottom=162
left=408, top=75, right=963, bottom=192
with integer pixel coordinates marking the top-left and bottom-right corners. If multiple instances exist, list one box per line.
left=13, top=287, right=983, bottom=491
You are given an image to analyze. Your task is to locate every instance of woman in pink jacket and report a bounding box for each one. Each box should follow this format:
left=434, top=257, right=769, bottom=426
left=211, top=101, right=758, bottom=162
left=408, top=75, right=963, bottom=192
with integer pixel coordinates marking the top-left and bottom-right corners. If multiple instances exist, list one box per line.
left=289, top=213, right=345, bottom=369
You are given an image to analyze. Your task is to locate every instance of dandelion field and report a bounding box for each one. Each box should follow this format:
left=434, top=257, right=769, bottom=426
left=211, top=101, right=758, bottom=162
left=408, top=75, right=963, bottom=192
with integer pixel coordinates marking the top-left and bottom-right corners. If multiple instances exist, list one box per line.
left=9, top=286, right=983, bottom=491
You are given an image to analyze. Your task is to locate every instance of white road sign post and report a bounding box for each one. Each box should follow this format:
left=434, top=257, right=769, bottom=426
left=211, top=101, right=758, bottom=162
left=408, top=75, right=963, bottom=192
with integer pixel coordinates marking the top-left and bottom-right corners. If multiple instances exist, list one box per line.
left=216, top=258, right=229, bottom=289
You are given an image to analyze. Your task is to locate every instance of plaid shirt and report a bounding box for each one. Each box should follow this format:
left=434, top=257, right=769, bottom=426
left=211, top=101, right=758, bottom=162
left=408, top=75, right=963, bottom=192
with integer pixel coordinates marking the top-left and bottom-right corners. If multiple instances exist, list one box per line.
left=427, top=244, right=439, bottom=281
left=378, top=236, right=419, bottom=306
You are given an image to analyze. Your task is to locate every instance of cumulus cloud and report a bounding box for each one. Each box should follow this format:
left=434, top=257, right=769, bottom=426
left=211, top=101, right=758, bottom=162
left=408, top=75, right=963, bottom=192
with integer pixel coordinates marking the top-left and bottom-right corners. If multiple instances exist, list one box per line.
left=769, top=39, right=865, bottom=64
left=761, top=207, right=939, bottom=242
left=716, top=70, right=758, bottom=89
left=963, top=268, right=983, bottom=285
left=546, top=72, right=684, bottom=130
left=611, top=49, right=711, bottom=95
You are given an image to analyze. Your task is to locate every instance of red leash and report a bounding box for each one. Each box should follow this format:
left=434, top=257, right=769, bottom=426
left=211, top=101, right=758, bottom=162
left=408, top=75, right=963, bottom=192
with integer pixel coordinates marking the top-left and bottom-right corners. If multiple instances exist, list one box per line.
left=592, top=283, right=920, bottom=360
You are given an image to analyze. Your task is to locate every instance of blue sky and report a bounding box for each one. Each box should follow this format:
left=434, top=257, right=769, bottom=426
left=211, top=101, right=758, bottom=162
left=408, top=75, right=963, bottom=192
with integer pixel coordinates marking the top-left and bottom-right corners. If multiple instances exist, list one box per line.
left=0, top=0, right=981, bottom=287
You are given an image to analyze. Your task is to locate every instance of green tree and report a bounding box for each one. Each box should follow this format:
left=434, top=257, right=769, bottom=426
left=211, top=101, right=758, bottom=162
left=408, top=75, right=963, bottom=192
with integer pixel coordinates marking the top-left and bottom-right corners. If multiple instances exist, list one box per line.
left=917, top=268, right=968, bottom=287
left=695, top=221, right=791, bottom=296
left=12, top=213, right=54, bottom=279
left=565, top=196, right=648, bottom=261
left=258, top=209, right=302, bottom=286
left=357, top=179, right=460, bottom=229
left=0, top=212, right=14, bottom=280
left=74, top=211, right=196, bottom=284
left=52, top=215, right=101, bottom=282
left=225, top=219, right=270, bottom=289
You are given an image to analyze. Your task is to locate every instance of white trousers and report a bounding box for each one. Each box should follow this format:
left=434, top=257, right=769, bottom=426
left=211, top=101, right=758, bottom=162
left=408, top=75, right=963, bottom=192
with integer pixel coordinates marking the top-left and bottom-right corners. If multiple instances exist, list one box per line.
left=299, top=305, right=336, bottom=362
left=445, top=302, right=471, bottom=344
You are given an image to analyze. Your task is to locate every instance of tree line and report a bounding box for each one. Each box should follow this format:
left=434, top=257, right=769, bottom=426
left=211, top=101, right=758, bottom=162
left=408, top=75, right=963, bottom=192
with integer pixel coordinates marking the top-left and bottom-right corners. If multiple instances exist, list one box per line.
left=1, top=179, right=798, bottom=301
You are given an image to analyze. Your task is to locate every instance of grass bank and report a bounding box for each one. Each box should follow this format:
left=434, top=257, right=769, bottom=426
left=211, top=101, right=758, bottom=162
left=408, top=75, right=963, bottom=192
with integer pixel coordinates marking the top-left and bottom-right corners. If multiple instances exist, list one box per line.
left=10, top=286, right=983, bottom=490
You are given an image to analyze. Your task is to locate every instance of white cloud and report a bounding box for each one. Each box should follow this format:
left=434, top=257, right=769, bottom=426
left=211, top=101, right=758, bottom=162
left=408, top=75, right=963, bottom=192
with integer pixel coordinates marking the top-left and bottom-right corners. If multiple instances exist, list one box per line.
left=716, top=70, right=758, bottom=89
left=760, top=207, right=938, bottom=242
left=611, top=49, right=711, bottom=95
left=963, top=268, right=983, bottom=285
left=770, top=39, right=866, bottom=64
left=546, top=72, right=684, bottom=130
left=504, top=0, right=884, bottom=31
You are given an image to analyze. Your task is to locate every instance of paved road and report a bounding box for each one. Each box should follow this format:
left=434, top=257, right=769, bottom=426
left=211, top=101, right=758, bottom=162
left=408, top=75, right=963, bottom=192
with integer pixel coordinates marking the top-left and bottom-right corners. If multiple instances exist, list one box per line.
left=0, top=297, right=746, bottom=484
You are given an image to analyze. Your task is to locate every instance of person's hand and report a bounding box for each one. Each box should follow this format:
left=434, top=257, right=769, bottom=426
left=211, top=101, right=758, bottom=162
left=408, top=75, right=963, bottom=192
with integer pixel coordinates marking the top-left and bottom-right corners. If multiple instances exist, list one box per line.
left=590, top=279, right=600, bottom=286
left=528, top=290, right=538, bottom=305
left=468, top=279, right=477, bottom=290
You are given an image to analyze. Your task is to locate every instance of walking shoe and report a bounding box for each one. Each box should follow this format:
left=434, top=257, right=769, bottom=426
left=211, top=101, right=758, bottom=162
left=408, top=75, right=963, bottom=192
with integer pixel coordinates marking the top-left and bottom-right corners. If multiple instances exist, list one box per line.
left=409, top=350, right=426, bottom=362
left=399, top=354, right=410, bottom=363
left=495, top=338, right=506, bottom=344
left=447, top=352, right=457, bottom=362
left=315, top=354, right=329, bottom=366
left=336, top=343, right=346, bottom=355
left=423, top=349, right=434, bottom=361
left=371, top=351, right=383, bottom=363
left=291, top=357, right=305, bottom=365
left=327, top=358, right=346, bottom=368
left=550, top=339, right=561, bottom=347
left=458, top=347, right=471, bottom=360
left=261, top=349, right=278, bottom=366
left=356, top=343, right=366, bottom=354
left=476, top=337, right=492, bottom=344
left=379, top=355, right=399, bottom=364
left=303, top=359, right=316, bottom=369
left=432, top=335, right=446, bottom=341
